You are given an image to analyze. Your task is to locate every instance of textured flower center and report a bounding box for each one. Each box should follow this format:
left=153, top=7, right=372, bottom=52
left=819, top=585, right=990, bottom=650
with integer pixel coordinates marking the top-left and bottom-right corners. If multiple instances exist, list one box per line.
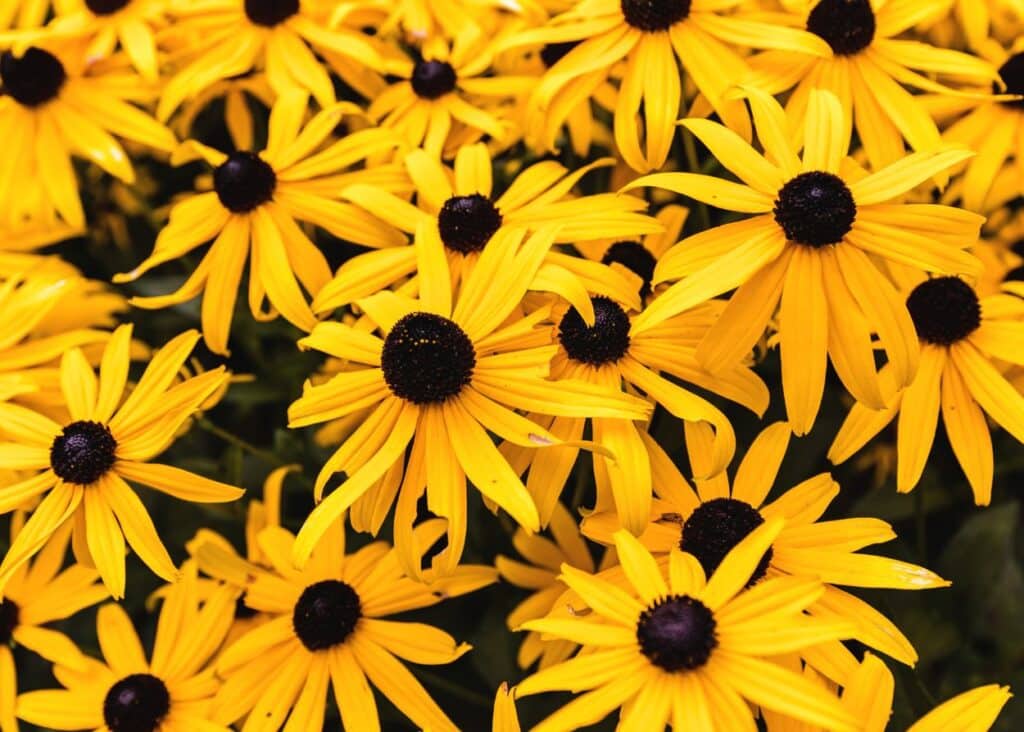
left=85, top=0, right=131, bottom=14
left=213, top=152, right=277, bottom=213
left=0, top=48, right=66, bottom=107
left=292, top=580, right=362, bottom=651
left=50, top=420, right=117, bottom=485
left=244, top=0, right=298, bottom=26
left=807, top=0, right=876, bottom=56
left=0, top=598, right=18, bottom=644
left=680, top=498, right=773, bottom=585
left=540, top=42, right=578, bottom=68
left=906, top=277, right=981, bottom=346
left=437, top=194, right=503, bottom=253
left=381, top=312, right=476, bottom=404
left=103, top=674, right=171, bottom=732
left=774, top=171, right=856, bottom=247
left=602, top=241, right=657, bottom=299
left=997, top=53, right=1024, bottom=108
left=636, top=595, right=717, bottom=671
left=558, top=296, right=632, bottom=366
left=620, top=0, right=691, bottom=31
left=411, top=59, right=457, bottom=99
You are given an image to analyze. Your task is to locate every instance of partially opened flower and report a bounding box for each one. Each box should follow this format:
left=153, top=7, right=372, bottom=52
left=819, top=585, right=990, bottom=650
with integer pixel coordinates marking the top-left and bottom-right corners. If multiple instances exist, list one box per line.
left=0, top=325, right=244, bottom=597
left=830, top=275, right=1024, bottom=505
left=625, top=87, right=983, bottom=434
left=516, top=526, right=859, bottom=731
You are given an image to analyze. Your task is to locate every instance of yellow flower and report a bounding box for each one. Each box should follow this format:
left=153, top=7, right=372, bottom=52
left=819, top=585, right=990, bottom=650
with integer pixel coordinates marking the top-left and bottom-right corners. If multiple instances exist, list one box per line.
left=626, top=87, right=983, bottom=434
left=0, top=325, right=243, bottom=597
left=516, top=526, right=859, bottom=731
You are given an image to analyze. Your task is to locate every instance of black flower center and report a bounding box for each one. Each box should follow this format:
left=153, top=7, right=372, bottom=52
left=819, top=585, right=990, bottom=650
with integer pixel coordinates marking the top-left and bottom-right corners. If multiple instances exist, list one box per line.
left=85, top=0, right=131, bottom=15
left=997, top=53, right=1024, bottom=108
left=540, top=42, right=579, bottom=68
left=0, top=48, right=66, bottom=107
left=906, top=277, right=981, bottom=346
left=636, top=595, right=717, bottom=671
left=558, top=296, right=631, bottom=366
left=680, top=498, right=773, bottom=585
left=437, top=194, right=503, bottom=254
left=213, top=152, right=277, bottom=213
left=0, top=598, right=19, bottom=644
left=244, top=0, right=298, bottom=26
left=620, top=0, right=691, bottom=31
left=103, top=674, right=171, bottom=732
left=381, top=312, right=476, bottom=404
left=50, top=421, right=117, bottom=485
left=602, top=241, right=657, bottom=299
left=411, top=60, right=457, bottom=99
left=774, top=171, right=856, bottom=247
left=293, top=580, right=362, bottom=651
left=807, top=0, right=876, bottom=56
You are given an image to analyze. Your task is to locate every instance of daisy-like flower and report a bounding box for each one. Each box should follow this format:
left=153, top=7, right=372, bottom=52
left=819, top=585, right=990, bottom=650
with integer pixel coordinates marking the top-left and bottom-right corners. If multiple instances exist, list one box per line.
left=16, top=560, right=236, bottom=732
left=0, top=520, right=107, bottom=732
left=583, top=421, right=949, bottom=669
left=0, top=324, right=244, bottom=597
left=511, top=0, right=831, bottom=171
left=625, top=87, right=984, bottom=434
left=830, top=274, right=1024, bottom=505
left=157, top=0, right=382, bottom=120
left=115, top=91, right=409, bottom=355
left=209, top=517, right=495, bottom=731
left=745, top=0, right=997, bottom=171
left=315, top=143, right=660, bottom=316
left=516, top=525, right=859, bottom=731
left=289, top=223, right=651, bottom=575
left=0, top=42, right=176, bottom=227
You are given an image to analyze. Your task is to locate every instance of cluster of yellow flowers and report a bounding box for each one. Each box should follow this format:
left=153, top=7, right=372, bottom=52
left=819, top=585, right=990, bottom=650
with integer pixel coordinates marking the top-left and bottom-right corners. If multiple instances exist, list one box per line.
left=0, top=0, right=1022, bottom=729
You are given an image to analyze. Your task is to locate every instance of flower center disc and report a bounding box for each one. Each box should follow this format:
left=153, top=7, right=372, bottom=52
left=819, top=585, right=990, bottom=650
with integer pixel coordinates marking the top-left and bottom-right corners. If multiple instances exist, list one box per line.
left=85, top=0, right=131, bottom=14
left=680, top=497, right=773, bottom=585
left=558, top=296, right=632, bottom=366
left=292, top=579, right=362, bottom=651
left=636, top=595, right=717, bottom=671
left=437, top=194, right=503, bottom=253
left=244, top=0, right=299, bottom=26
left=103, top=674, right=171, bottom=732
left=213, top=152, right=277, bottom=213
left=381, top=312, right=476, bottom=404
left=0, top=599, right=19, bottom=644
left=906, top=276, right=981, bottom=346
left=411, top=60, right=457, bottom=99
left=774, top=171, right=856, bottom=247
left=998, top=53, right=1024, bottom=108
left=50, top=420, right=118, bottom=485
left=620, top=0, right=691, bottom=31
left=807, top=0, right=876, bottom=56
left=602, top=241, right=657, bottom=299
left=0, top=48, right=66, bottom=107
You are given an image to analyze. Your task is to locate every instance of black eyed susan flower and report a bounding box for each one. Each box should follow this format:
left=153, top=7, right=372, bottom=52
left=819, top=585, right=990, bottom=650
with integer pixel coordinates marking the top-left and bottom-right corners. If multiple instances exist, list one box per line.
left=16, top=560, right=237, bottom=732
left=626, top=87, right=984, bottom=434
left=582, top=421, right=948, bottom=670
left=315, top=143, right=661, bottom=316
left=516, top=525, right=860, bottom=731
left=209, top=517, right=495, bottom=731
left=830, top=274, right=1024, bottom=505
left=0, top=42, right=176, bottom=227
left=116, top=91, right=409, bottom=355
left=512, top=0, right=831, bottom=171
left=0, top=324, right=244, bottom=598
left=746, top=0, right=997, bottom=170
left=289, top=224, right=652, bottom=575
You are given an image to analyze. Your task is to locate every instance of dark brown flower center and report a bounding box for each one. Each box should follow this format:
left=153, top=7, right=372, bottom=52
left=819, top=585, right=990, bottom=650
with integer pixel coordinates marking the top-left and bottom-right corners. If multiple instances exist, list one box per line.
left=906, top=277, right=981, bottom=346
left=437, top=194, right=502, bottom=253
left=0, top=48, right=66, bottom=107
left=807, top=0, right=876, bottom=56
left=997, top=53, right=1024, bottom=108
left=558, top=296, right=632, bottom=366
left=85, top=0, right=131, bottom=14
left=103, top=674, right=171, bottom=732
left=50, top=421, right=117, bottom=485
left=602, top=241, right=657, bottom=299
left=680, top=498, right=772, bottom=586
left=411, top=60, right=457, bottom=99
left=620, top=0, right=691, bottom=31
left=774, top=171, right=856, bottom=247
left=244, top=0, right=298, bottom=26
left=293, top=580, right=362, bottom=651
left=213, top=152, right=277, bottom=213
left=636, top=595, right=717, bottom=671
left=381, top=312, right=476, bottom=404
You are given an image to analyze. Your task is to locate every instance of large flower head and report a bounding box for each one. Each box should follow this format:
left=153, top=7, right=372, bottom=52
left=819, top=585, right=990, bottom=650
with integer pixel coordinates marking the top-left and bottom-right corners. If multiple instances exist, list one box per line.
left=288, top=223, right=652, bottom=576
left=830, top=274, right=1024, bottom=505
left=516, top=525, right=860, bottom=731
left=116, top=91, right=409, bottom=355
left=0, top=325, right=244, bottom=597
left=626, top=87, right=984, bottom=434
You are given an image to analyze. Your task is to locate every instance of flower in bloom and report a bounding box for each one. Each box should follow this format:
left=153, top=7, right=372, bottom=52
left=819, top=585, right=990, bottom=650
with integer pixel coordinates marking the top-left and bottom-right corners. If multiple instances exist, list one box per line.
left=0, top=325, right=243, bottom=597
left=516, top=525, right=859, bottom=731
left=625, top=87, right=983, bottom=434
